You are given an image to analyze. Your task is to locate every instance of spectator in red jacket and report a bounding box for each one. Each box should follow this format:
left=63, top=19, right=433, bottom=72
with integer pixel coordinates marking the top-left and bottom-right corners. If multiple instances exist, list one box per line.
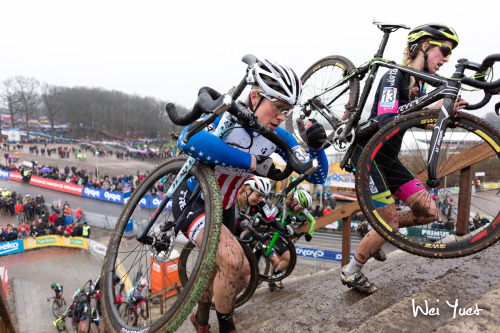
left=323, top=205, right=333, bottom=216
left=49, top=211, right=58, bottom=225
left=64, top=223, right=74, bottom=237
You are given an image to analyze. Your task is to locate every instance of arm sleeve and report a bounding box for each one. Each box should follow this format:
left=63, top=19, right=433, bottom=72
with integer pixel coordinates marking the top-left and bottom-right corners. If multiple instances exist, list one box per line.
left=273, top=127, right=328, bottom=184
left=178, top=115, right=253, bottom=170
left=305, top=211, right=316, bottom=236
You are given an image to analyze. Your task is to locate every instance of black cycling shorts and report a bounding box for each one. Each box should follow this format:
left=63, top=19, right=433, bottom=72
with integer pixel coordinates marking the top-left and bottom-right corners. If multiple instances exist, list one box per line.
left=172, top=181, right=236, bottom=243
left=350, top=137, right=423, bottom=204
left=272, top=237, right=289, bottom=256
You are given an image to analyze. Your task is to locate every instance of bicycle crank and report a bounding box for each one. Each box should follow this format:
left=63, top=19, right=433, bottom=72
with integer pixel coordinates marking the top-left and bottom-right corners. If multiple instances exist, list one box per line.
left=330, top=124, right=355, bottom=152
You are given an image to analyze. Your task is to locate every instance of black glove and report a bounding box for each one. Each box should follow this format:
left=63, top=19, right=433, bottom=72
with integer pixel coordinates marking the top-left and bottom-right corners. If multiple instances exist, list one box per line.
left=296, top=119, right=327, bottom=150
left=305, top=233, right=312, bottom=242
left=253, top=155, right=280, bottom=178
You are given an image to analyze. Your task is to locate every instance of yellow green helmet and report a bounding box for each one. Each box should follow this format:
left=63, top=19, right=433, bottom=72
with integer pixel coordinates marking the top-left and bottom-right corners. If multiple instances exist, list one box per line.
left=408, top=23, right=459, bottom=49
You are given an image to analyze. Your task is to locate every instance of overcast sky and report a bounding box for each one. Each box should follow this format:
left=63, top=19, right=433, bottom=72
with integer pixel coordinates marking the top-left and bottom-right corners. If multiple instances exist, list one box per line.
left=2, top=0, right=499, bottom=112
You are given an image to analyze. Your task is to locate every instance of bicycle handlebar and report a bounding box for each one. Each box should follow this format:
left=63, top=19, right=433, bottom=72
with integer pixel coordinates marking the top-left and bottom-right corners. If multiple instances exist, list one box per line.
left=239, top=212, right=302, bottom=240
left=459, top=54, right=500, bottom=111
left=167, top=88, right=318, bottom=181
left=461, top=54, right=500, bottom=89
left=166, top=87, right=232, bottom=128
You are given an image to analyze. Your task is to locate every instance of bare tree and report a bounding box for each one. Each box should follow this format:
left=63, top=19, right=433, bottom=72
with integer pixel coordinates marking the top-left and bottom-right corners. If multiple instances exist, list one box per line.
left=10, top=76, right=40, bottom=140
left=41, top=84, right=62, bottom=141
left=1, top=78, right=21, bottom=138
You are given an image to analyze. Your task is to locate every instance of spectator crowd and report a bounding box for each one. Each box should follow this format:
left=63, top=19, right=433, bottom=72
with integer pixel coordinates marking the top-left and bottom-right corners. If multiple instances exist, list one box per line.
left=0, top=187, right=91, bottom=243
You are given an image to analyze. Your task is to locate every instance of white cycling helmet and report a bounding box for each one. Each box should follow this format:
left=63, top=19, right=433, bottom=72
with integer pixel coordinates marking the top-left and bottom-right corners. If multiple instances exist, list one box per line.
left=246, top=59, right=302, bottom=106
left=138, top=278, right=147, bottom=288
left=244, top=176, right=271, bottom=196
left=294, top=189, right=312, bottom=209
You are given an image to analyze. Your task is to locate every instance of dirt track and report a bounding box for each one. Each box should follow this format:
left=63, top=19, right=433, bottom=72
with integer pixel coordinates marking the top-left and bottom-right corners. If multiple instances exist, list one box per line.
left=2, top=143, right=159, bottom=177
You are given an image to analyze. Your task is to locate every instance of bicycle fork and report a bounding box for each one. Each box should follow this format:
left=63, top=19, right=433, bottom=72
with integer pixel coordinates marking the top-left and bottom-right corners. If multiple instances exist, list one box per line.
left=137, top=112, right=238, bottom=244
left=426, top=99, right=455, bottom=188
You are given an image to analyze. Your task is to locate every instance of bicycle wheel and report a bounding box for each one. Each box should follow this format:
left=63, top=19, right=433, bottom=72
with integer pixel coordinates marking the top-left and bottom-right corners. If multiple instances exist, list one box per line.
left=285, top=55, right=360, bottom=153
left=117, top=303, right=138, bottom=326
left=102, top=156, right=222, bottom=332
left=356, top=110, right=500, bottom=258
left=178, top=241, right=259, bottom=309
left=240, top=229, right=297, bottom=282
left=52, top=299, right=62, bottom=318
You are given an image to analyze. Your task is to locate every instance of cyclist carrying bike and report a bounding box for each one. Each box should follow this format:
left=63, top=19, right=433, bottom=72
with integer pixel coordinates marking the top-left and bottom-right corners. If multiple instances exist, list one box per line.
left=173, top=58, right=328, bottom=333
left=236, top=176, right=274, bottom=229
left=51, top=282, right=65, bottom=302
left=127, top=278, right=148, bottom=320
left=268, top=188, right=315, bottom=291
left=341, top=23, right=469, bottom=294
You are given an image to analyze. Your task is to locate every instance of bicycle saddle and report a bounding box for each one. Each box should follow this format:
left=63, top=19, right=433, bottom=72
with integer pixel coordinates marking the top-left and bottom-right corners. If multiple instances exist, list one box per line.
left=372, top=19, right=410, bottom=31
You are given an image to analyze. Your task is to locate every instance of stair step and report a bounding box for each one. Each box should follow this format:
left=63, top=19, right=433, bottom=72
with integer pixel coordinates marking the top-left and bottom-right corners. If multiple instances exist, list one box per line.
left=175, top=243, right=500, bottom=332
left=435, top=280, right=500, bottom=332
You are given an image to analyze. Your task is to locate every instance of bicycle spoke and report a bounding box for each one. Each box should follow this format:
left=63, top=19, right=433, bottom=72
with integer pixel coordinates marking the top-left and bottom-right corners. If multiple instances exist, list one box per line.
left=356, top=110, right=500, bottom=257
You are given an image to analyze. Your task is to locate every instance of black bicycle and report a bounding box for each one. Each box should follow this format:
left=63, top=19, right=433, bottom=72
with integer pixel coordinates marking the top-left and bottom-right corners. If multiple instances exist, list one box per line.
left=288, top=20, right=500, bottom=258
left=47, top=294, right=66, bottom=318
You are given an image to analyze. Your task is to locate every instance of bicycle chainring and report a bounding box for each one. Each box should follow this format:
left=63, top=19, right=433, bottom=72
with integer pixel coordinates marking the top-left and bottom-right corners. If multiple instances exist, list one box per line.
left=330, top=124, right=355, bottom=152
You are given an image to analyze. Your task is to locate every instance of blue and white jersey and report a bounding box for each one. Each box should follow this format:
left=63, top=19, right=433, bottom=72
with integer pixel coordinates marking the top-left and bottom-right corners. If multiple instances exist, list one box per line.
left=179, top=114, right=328, bottom=209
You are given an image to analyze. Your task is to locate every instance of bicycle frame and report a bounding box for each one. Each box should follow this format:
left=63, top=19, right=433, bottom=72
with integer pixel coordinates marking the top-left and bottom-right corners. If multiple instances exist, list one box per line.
left=136, top=99, right=233, bottom=244
left=303, top=23, right=480, bottom=188
left=351, top=60, right=469, bottom=187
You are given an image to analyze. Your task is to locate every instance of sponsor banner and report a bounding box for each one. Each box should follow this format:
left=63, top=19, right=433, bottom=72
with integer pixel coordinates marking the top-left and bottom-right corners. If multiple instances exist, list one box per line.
left=82, top=186, right=102, bottom=200
left=103, top=190, right=123, bottom=204
left=123, top=182, right=131, bottom=199
left=8, top=172, right=22, bottom=182
left=0, top=240, right=24, bottom=256
left=139, top=196, right=150, bottom=208
left=82, top=187, right=123, bottom=204
left=30, top=176, right=83, bottom=195
left=295, top=246, right=354, bottom=262
left=0, top=169, right=10, bottom=179
left=484, top=182, right=500, bottom=190
left=149, top=197, right=173, bottom=210
left=406, top=227, right=455, bottom=240
left=116, top=258, right=133, bottom=294
left=324, top=221, right=362, bottom=231
left=87, top=239, right=107, bottom=258
left=23, top=235, right=88, bottom=250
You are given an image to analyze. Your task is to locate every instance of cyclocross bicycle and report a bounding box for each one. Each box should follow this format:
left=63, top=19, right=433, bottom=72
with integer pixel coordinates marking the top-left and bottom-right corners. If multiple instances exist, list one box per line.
left=238, top=174, right=309, bottom=282
left=287, top=20, right=500, bottom=258
left=101, top=54, right=318, bottom=333
left=47, top=294, right=66, bottom=318
left=53, top=280, right=99, bottom=333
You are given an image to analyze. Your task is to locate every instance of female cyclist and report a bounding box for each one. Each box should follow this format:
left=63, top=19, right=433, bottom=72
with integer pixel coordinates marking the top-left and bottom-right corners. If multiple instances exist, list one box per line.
left=268, top=188, right=315, bottom=291
left=173, top=58, right=328, bottom=333
left=236, top=176, right=274, bottom=227
left=341, top=23, right=469, bottom=294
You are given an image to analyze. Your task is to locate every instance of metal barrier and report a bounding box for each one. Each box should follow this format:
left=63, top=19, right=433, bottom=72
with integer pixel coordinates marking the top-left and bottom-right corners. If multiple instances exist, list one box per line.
left=82, top=211, right=118, bottom=229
